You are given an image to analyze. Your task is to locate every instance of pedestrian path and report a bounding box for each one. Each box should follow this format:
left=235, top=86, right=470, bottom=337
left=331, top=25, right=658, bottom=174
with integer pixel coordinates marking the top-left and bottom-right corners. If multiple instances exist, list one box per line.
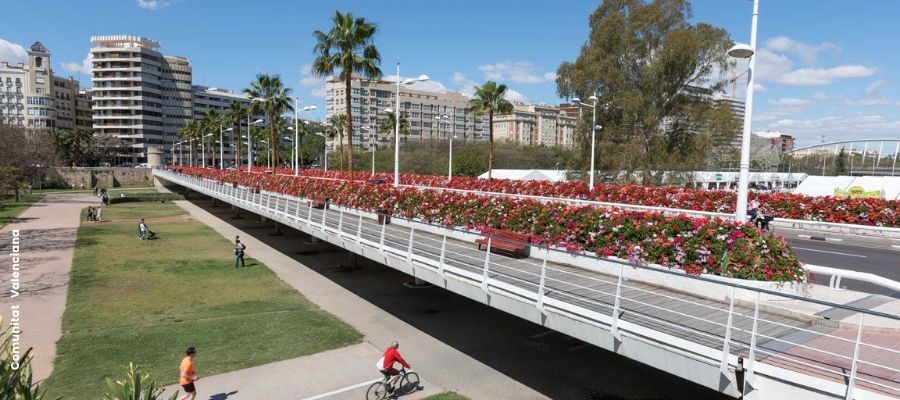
left=173, top=198, right=549, bottom=400
left=0, top=193, right=98, bottom=381
left=161, top=342, right=442, bottom=400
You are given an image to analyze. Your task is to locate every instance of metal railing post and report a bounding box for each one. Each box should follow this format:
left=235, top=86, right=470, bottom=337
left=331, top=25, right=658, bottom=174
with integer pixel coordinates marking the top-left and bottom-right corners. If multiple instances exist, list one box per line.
left=321, top=204, right=328, bottom=232
left=337, top=208, right=345, bottom=236
left=610, top=264, right=624, bottom=339
left=266, top=193, right=272, bottom=209
left=406, top=226, right=415, bottom=265
left=720, top=286, right=736, bottom=375
left=438, top=234, right=448, bottom=277
left=307, top=201, right=314, bottom=226
left=481, top=237, right=492, bottom=293
left=845, top=313, right=866, bottom=400
left=356, top=214, right=363, bottom=243
left=536, top=252, right=548, bottom=312
left=744, top=291, right=761, bottom=393
left=379, top=221, right=387, bottom=254
left=295, top=200, right=301, bottom=219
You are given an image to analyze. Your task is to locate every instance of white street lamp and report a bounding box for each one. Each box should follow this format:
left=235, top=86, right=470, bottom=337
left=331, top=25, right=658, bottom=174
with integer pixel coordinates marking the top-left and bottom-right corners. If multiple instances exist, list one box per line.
left=290, top=101, right=318, bottom=176
left=572, top=95, right=602, bottom=188
left=315, top=132, right=328, bottom=172
left=390, top=62, right=429, bottom=186
left=246, top=118, right=264, bottom=172
left=219, top=126, right=233, bottom=169
left=201, top=133, right=213, bottom=168
left=435, top=115, right=455, bottom=181
left=728, top=0, right=759, bottom=222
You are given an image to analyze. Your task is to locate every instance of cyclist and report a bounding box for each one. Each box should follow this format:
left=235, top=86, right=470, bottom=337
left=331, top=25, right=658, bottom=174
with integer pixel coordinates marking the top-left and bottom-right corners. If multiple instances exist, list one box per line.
left=376, top=340, right=410, bottom=394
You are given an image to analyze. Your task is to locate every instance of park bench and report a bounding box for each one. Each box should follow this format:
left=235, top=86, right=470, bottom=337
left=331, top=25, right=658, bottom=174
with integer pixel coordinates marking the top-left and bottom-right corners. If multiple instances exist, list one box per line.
left=310, top=196, right=328, bottom=209
left=475, top=228, right=530, bottom=258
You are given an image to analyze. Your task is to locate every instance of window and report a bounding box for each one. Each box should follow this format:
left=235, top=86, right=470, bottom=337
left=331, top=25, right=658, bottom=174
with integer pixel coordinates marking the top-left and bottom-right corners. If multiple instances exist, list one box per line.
left=35, top=57, right=42, bottom=68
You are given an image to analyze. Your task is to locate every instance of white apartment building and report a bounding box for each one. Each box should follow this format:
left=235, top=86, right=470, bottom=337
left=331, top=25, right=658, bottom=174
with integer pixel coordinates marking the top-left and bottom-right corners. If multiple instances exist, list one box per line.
left=91, top=35, right=192, bottom=163
left=191, top=85, right=251, bottom=164
left=492, top=103, right=577, bottom=147
left=325, top=76, right=488, bottom=149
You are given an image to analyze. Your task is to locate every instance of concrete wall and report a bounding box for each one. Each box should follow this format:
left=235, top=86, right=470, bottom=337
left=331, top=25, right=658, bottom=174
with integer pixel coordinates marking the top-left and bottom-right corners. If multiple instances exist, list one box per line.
left=50, top=167, right=153, bottom=188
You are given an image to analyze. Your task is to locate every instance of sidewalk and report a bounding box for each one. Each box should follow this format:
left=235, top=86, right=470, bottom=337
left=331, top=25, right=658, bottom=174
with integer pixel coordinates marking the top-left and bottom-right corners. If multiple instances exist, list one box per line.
left=172, top=198, right=548, bottom=400
left=161, top=342, right=442, bottom=400
left=0, top=193, right=97, bottom=381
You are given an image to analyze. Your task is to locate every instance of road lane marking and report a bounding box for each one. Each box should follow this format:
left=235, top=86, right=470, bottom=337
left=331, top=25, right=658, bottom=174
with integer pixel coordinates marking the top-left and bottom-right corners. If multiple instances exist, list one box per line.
left=301, top=378, right=382, bottom=400
left=793, top=246, right=867, bottom=258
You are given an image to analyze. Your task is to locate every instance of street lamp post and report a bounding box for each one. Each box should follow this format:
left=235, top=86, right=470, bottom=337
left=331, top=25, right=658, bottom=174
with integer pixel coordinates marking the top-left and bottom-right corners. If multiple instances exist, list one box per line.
left=728, top=0, right=760, bottom=222
left=201, top=133, right=213, bottom=167
left=289, top=103, right=318, bottom=176
left=315, top=132, right=328, bottom=172
left=389, top=62, right=429, bottom=187
left=572, top=95, right=602, bottom=188
left=435, top=115, right=455, bottom=181
left=220, top=125, right=233, bottom=169
left=246, top=117, right=263, bottom=173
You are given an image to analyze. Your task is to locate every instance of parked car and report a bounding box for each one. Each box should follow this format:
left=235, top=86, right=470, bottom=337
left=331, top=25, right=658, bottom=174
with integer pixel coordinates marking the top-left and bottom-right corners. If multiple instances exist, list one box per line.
left=135, top=163, right=149, bottom=168
left=117, top=162, right=136, bottom=168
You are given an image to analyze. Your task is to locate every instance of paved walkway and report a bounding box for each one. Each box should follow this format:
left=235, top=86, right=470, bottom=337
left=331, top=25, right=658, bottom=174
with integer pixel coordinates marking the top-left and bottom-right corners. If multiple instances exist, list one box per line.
left=161, top=343, right=442, bottom=400
left=0, top=193, right=98, bottom=381
left=172, top=197, right=548, bottom=400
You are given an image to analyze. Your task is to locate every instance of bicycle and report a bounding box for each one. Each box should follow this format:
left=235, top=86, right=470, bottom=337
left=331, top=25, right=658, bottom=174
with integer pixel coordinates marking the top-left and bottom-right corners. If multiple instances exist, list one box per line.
left=366, top=367, right=420, bottom=400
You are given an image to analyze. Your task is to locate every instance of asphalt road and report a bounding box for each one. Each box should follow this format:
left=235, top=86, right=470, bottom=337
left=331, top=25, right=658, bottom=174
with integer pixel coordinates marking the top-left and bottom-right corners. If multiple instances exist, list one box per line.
left=785, top=236, right=899, bottom=297
left=192, top=198, right=730, bottom=400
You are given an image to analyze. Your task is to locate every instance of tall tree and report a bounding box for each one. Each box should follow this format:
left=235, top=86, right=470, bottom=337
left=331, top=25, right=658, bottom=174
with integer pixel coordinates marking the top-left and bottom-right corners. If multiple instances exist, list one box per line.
left=227, top=102, right=249, bottom=167
left=312, top=10, right=383, bottom=180
left=835, top=148, right=848, bottom=175
left=555, top=0, right=733, bottom=181
left=468, top=81, right=514, bottom=180
left=244, top=74, right=293, bottom=169
left=177, top=120, right=202, bottom=167
left=49, top=128, right=94, bottom=166
left=378, top=111, right=411, bottom=143
left=199, top=109, right=222, bottom=168
left=326, top=113, right=347, bottom=172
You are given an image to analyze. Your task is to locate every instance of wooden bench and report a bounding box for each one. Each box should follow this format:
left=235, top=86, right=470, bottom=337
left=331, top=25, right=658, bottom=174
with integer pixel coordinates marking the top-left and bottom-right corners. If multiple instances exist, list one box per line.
left=309, top=197, right=328, bottom=209
left=475, top=228, right=530, bottom=258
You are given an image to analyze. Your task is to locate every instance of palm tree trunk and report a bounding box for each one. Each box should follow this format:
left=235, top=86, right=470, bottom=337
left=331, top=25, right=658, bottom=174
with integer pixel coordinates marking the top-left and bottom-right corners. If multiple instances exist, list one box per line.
left=235, top=120, right=242, bottom=167
left=338, top=131, right=345, bottom=172
left=488, top=111, right=494, bottom=180
left=344, top=75, right=354, bottom=181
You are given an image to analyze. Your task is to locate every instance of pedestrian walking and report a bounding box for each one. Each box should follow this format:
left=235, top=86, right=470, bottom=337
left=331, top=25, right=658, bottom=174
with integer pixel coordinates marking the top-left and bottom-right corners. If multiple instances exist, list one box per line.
left=86, top=206, right=96, bottom=222
left=234, top=239, right=246, bottom=267
left=138, top=219, right=149, bottom=240
left=95, top=206, right=103, bottom=222
left=178, top=347, right=199, bottom=400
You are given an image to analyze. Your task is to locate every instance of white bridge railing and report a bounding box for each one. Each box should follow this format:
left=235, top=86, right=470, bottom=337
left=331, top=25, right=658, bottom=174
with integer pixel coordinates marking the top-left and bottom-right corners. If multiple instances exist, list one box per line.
left=158, top=170, right=900, bottom=400
left=268, top=172, right=900, bottom=239
left=806, top=264, right=900, bottom=292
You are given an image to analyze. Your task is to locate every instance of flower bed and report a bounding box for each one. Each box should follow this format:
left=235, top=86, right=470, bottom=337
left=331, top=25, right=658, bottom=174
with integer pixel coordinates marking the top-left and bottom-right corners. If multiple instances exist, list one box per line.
left=216, top=166, right=898, bottom=227
left=169, top=166, right=806, bottom=283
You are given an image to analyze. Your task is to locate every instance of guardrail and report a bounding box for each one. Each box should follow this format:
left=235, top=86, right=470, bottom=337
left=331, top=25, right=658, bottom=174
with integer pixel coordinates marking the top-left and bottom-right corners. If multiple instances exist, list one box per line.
left=266, top=171, right=900, bottom=239
left=158, top=169, right=900, bottom=399
left=806, top=264, right=900, bottom=292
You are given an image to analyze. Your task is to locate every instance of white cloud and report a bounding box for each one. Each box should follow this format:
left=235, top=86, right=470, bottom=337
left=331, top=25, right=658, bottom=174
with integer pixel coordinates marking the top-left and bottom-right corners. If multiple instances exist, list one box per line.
left=755, top=48, right=794, bottom=83
left=451, top=72, right=468, bottom=85
left=136, top=0, right=169, bottom=9
left=845, top=97, right=892, bottom=106
left=864, top=80, right=887, bottom=96
left=450, top=72, right=480, bottom=97
left=768, top=98, right=810, bottom=107
left=763, top=36, right=839, bottom=65
left=60, top=53, right=91, bottom=76
left=764, top=113, right=900, bottom=146
left=775, top=65, right=876, bottom=86
left=753, top=83, right=766, bottom=92
left=382, top=74, right=449, bottom=93
left=0, top=38, right=27, bottom=64
left=503, top=88, right=529, bottom=103
left=477, top=61, right=556, bottom=84
left=298, top=64, right=326, bottom=99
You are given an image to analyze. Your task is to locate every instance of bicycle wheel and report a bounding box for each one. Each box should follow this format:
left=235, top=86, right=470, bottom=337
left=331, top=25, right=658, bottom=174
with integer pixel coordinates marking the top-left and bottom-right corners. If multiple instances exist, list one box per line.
left=397, top=372, right=421, bottom=395
left=366, top=381, right=389, bottom=400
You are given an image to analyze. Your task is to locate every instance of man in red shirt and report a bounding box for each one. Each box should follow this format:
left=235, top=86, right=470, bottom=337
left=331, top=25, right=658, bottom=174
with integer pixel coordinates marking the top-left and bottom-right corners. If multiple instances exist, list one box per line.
left=376, top=340, right=410, bottom=393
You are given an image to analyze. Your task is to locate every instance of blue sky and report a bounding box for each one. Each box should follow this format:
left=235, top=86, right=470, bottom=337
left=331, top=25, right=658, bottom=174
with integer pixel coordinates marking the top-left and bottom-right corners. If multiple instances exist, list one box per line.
left=2, top=0, right=899, bottom=147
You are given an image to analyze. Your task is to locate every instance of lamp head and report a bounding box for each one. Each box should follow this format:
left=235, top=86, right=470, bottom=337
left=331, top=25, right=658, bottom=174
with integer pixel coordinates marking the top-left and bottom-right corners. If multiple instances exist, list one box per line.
left=571, top=97, right=581, bottom=104
left=588, top=95, right=598, bottom=102
left=595, top=125, right=603, bottom=130
left=727, top=43, right=754, bottom=59
left=384, top=108, right=394, bottom=114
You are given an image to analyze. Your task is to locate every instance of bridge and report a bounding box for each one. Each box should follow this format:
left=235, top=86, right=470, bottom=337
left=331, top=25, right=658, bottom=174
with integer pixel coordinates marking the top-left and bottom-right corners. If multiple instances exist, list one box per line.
left=155, top=169, right=900, bottom=400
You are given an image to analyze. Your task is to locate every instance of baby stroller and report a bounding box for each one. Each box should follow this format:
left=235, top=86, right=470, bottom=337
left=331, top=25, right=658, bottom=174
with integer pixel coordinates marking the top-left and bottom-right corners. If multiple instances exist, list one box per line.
left=753, top=214, right=774, bottom=232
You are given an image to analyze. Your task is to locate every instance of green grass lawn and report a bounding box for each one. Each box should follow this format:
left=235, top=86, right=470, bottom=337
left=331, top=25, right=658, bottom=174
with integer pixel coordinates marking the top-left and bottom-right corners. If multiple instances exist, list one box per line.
left=422, top=392, right=470, bottom=400
left=44, top=201, right=362, bottom=399
left=0, top=193, right=43, bottom=229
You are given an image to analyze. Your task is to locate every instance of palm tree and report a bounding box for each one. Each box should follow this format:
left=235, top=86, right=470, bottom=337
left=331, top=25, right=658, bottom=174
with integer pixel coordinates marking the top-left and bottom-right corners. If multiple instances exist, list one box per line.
left=326, top=113, right=347, bottom=172
left=199, top=109, right=221, bottom=168
left=312, top=10, right=383, bottom=180
left=469, top=81, right=514, bottom=180
left=178, top=120, right=202, bottom=167
left=244, top=74, right=293, bottom=169
left=227, top=102, right=249, bottom=167
left=378, top=112, right=410, bottom=143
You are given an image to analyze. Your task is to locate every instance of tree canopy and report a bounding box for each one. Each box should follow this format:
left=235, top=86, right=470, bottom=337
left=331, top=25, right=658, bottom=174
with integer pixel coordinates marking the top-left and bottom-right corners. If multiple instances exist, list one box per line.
left=556, top=0, right=737, bottom=181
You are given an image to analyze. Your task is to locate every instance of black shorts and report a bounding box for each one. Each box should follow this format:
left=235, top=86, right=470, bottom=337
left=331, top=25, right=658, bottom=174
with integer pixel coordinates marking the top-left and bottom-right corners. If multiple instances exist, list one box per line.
left=381, top=368, right=399, bottom=377
left=182, top=382, right=196, bottom=393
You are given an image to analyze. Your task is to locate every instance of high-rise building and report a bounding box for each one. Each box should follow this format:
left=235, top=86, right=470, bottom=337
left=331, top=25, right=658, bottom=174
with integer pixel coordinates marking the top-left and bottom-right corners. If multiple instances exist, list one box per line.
left=325, top=76, right=488, bottom=148
left=191, top=85, right=251, bottom=165
left=52, top=76, right=92, bottom=130
left=91, top=35, right=192, bottom=163
left=492, top=103, right=577, bottom=147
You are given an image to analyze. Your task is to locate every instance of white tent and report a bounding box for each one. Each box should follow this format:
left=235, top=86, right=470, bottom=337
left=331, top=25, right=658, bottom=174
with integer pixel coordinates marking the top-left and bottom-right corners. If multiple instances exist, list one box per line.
left=477, top=169, right=567, bottom=182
